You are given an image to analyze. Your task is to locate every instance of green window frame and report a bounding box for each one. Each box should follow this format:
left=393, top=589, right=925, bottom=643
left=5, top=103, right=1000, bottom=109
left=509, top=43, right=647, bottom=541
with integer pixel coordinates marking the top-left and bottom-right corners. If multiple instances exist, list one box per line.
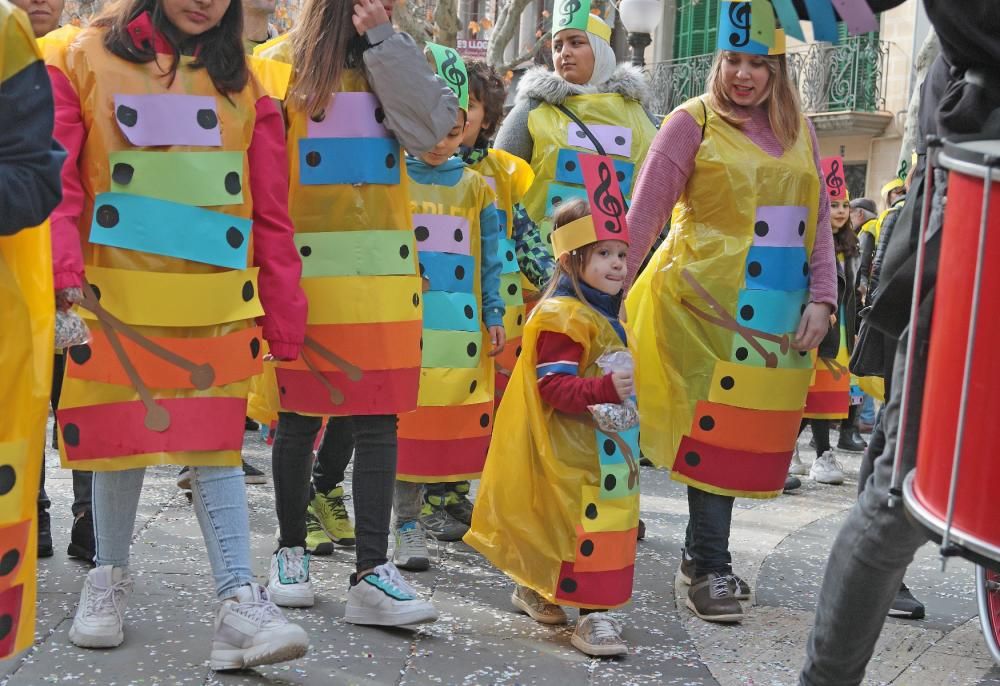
left=673, top=0, right=721, bottom=59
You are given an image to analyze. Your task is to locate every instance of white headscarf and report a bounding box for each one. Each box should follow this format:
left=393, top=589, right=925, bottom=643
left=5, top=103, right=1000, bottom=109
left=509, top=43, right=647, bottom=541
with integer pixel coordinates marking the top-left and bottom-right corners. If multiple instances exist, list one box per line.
left=586, top=31, right=617, bottom=87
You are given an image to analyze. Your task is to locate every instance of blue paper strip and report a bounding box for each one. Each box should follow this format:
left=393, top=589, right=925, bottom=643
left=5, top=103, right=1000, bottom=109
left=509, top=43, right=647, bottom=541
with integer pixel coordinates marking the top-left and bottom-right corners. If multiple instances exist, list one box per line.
left=419, top=252, right=475, bottom=293
left=496, top=209, right=509, bottom=234
left=735, top=288, right=808, bottom=335
left=88, top=192, right=250, bottom=269
left=744, top=246, right=810, bottom=292
left=544, top=183, right=590, bottom=218
left=299, top=137, right=401, bottom=186
left=596, top=426, right=639, bottom=465
left=804, top=0, right=840, bottom=42
left=554, top=149, right=635, bottom=196
left=423, top=291, right=480, bottom=332
left=770, top=0, right=805, bottom=40
left=497, top=237, right=518, bottom=274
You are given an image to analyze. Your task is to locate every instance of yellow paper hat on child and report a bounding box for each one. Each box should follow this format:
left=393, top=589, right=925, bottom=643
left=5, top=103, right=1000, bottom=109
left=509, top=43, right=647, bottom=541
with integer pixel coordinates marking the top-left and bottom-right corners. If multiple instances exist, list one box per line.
left=551, top=152, right=629, bottom=258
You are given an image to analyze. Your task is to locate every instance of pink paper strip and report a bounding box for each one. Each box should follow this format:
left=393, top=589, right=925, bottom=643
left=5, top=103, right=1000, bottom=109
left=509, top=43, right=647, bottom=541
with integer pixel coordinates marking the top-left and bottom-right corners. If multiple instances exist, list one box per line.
left=306, top=92, right=390, bottom=139
left=821, top=156, right=848, bottom=200
left=567, top=123, right=632, bottom=157
left=752, top=205, right=808, bottom=248
left=578, top=153, right=629, bottom=240
left=830, top=0, right=879, bottom=36
left=114, top=94, right=221, bottom=147
left=412, top=213, right=471, bottom=256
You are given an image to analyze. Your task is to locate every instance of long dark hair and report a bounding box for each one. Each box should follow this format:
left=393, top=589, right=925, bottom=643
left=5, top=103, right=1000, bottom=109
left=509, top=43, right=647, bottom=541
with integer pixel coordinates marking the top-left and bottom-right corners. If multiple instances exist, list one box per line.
left=833, top=218, right=859, bottom=257
left=94, top=0, right=248, bottom=96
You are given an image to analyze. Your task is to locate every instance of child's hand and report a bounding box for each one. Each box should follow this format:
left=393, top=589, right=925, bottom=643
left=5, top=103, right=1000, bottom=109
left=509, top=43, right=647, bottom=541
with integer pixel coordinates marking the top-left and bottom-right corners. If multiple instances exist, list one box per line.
left=611, top=370, right=634, bottom=401
left=488, top=325, right=506, bottom=357
left=792, top=302, right=832, bottom=351
left=352, top=0, right=390, bottom=36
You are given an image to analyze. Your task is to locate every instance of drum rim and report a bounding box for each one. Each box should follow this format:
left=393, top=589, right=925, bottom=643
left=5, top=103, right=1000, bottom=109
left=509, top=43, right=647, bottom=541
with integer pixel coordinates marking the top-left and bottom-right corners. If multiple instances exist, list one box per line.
left=939, top=138, right=1000, bottom=181
left=902, top=472, right=1000, bottom=565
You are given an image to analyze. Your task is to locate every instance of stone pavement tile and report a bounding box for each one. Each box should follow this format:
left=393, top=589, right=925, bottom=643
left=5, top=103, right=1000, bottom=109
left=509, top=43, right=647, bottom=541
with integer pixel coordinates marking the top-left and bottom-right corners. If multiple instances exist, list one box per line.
left=891, top=618, right=1000, bottom=685
left=862, top=621, right=944, bottom=685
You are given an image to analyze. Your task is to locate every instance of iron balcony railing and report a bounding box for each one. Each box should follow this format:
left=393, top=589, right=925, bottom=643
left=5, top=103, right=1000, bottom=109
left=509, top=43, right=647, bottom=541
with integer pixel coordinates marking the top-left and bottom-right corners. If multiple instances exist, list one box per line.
left=647, top=37, right=890, bottom=118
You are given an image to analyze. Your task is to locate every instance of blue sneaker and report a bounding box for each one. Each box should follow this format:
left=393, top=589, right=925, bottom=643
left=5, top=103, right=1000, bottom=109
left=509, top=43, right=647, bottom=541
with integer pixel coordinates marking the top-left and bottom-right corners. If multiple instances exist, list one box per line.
left=344, top=562, right=438, bottom=626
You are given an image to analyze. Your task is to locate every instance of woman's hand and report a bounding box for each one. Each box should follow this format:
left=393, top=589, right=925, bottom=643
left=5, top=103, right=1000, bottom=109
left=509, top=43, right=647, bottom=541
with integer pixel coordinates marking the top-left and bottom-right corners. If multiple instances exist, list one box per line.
left=352, top=0, right=390, bottom=36
left=792, top=302, right=833, bottom=351
left=488, top=325, right=506, bottom=357
left=611, top=370, right=635, bottom=401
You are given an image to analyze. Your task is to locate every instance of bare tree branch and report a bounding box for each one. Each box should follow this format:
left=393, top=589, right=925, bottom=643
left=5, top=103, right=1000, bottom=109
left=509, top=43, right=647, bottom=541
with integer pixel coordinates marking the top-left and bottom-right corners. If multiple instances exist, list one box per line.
left=433, top=0, right=461, bottom=47
left=495, top=32, right=550, bottom=73
left=487, top=0, right=537, bottom=67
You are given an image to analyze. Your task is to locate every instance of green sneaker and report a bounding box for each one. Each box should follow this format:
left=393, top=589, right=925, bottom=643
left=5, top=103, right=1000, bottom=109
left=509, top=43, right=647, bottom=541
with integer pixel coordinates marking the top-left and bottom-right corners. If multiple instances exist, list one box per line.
left=310, top=486, right=356, bottom=547
left=305, top=510, right=334, bottom=555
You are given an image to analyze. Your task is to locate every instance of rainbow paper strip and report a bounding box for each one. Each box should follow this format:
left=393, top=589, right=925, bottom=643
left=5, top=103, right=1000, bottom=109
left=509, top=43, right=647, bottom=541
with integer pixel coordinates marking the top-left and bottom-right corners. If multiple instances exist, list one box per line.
left=301, top=275, right=421, bottom=325
left=299, top=137, right=401, bottom=186
left=275, top=367, right=420, bottom=416
left=423, top=291, right=480, bottom=332
left=0, top=441, right=28, bottom=523
left=109, top=151, right=244, bottom=207
left=497, top=237, right=518, bottom=274
left=570, top=526, right=638, bottom=573
left=567, top=123, right=632, bottom=157
left=735, top=288, right=809, bottom=335
left=412, top=214, right=472, bottom=255
left=419, top=252, right=475, bottom=293
left=578, top=484, right=639, bottom=534
left=544, top=183, right=589, bottom=217
left=307, top=92, right=391, bottom=139
left=294, top=230, right=417, bottom=278
left=830, top=0, right=879, bottom=36
left=804, top=0, right=839, bottom=42
left=421, top=330, right=482, bottom=368
left=674, top=435, right=790, bottom=493
left=555, top=149, right=635, bottom=196
left=114, top=94, right=221, bottom=148
left=753, top=205, right=809, bottom=247
left=417, top=366, right=492, bottom=406
left=770, top=0, right=804, bottom=41
left=744, top=246, right=810, bottom=292
left=688, top=400, right=803, bottom=452
left=707, top=361, right=813, bottom=411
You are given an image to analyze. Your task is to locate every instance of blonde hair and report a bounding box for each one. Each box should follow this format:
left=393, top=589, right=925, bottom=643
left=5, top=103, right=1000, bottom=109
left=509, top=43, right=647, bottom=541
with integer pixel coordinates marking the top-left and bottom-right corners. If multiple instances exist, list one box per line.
left=537, top=199, right=600, bottom=308
left=706, top=51, right=801, bottom=150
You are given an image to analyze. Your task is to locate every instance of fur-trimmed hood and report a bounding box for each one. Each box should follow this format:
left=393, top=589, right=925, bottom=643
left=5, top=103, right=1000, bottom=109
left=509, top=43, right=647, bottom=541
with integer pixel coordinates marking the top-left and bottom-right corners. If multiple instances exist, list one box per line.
left=515, top=63, right=652, bottom=108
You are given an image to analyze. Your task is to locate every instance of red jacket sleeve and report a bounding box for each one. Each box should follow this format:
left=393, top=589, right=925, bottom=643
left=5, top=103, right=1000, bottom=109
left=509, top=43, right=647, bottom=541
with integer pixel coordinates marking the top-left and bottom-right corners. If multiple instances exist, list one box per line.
left=47, top=65, right=86, bottom=290
left=248, top=94, right=306, bottom=361
left=535, top=331, right=620, bottom=414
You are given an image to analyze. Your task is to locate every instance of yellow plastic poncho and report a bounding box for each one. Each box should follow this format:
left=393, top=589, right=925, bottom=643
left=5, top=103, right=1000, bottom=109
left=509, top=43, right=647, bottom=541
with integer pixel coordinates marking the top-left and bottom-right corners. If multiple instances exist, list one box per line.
left=466, top=297, right=639, bottom=609
left=0, top=3, right=55, bottom=658
left=626, top=97, right=820, bottom=499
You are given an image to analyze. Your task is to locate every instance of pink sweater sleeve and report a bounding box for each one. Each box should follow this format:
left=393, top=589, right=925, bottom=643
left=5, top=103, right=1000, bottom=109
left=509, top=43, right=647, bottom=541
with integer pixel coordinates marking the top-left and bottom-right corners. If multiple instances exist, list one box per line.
left=248, top=95, right=307, bottom=361
left=48, top=65, right=86, bottom=290
left=806, top=122, right=837, bottom=308
left=625, top=110, right=701, bottom=283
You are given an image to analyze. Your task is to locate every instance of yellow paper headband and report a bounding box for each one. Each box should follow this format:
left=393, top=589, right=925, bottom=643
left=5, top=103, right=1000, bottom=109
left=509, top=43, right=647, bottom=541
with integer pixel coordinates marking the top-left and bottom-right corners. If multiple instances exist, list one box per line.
left=552, top=215, right=601, bottom=258
left=881, top=178, right=904, bottom=197
left=587, top=14, right=612, bottom=43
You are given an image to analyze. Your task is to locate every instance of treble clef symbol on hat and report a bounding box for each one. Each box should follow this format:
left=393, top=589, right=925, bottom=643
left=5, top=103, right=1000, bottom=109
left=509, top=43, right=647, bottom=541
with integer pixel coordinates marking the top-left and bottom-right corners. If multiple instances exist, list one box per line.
left=559, top=0, right=582, bottom=27
left=728, top=2, right=751, bottom=48
left=594, top=160, right=625, bottom=234
left=441, top=49, right=467, bottom=101
left=826, top=159, right=844, bottom=197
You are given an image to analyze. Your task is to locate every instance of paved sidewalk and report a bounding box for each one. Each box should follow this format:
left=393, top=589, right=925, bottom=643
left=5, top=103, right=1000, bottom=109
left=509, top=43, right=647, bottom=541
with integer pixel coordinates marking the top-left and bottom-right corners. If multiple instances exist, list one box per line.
left=2, top=424, right=998, bottom=685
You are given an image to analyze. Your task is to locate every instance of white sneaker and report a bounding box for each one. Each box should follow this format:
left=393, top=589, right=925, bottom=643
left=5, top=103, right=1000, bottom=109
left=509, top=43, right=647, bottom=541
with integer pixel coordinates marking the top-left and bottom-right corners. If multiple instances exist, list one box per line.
left=344, top=562, right=438, bottom=627
left=392, top=521, right=430, bottom=572
left=210, top=583, right=309, bottom=671
left=571, top=613, right=627, bottom=657
left=511, top=584, right=567, bottom=625
left=788, top=444, right=809, bottom=476
left=810, top=450, right=845, bottom=485
left=69, top=565, right=133, bottom=648
left=267, top=547, right=314, bottom=608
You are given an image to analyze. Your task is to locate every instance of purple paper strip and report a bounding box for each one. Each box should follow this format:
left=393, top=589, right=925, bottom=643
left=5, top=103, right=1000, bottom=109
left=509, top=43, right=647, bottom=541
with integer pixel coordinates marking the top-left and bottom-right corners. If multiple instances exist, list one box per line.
left=483, top=176, right=497, bottom=192
left=567, top=124, right=632, bottom=157
left=830, top=0, right=879, bottom=36
left=412, top=213, right=471, bottom=256
left=753, top=205, right=808, bottom=248
left=307, top=92, right=390, bottom=139
left=114, top=94, right=221, bottom=148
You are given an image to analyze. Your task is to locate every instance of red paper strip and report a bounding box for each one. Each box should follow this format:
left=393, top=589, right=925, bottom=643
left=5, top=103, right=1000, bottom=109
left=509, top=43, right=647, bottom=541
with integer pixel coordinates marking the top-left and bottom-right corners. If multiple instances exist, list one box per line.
left=396, top=435, right=491, bottom=480
left=578, top=152, right=629, bottom=242
left=0, top=520, right=30, bottom=590
left=58, top=396, right=247, bottom=462
left=673, top=435, right=791, bottom=494
left=572, top=526, right=638, bottom=573
left=804, top=391, right=850, bottom=417
left=0, top=584, right=24, bottom=658
left=554, top=562, right=634, bottom=608
left=275, top=367, right=419, bottom=416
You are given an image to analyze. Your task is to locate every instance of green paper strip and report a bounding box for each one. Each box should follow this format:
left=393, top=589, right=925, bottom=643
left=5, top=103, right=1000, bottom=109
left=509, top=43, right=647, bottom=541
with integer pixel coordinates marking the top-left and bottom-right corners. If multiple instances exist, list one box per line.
left=749, top=0, right=776, bottom=47
left=500, top=272, right=523, bottom=307
left=553, top=0, right=592, bottom=34
left=422, top=329, right=482, bottom=369
left=295, top=230, right=416, bottom=278
left=109, top=151, right=245, bottom=207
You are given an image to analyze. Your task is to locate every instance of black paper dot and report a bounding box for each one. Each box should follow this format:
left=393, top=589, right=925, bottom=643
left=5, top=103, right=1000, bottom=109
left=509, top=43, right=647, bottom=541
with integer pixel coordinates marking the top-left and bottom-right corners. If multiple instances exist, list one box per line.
left=90, top=285, right=101, bottom=301
left=453, top=228, right=464, bottom=242
left=699, top=415, right=715, bottom=431
left=419, top=263, right=426, bottom=276
left=720, top=376, right=735, bottom=390
left=798, top=220, right=806, bottom=236
left=560, top=578, right=578, bottom=593
left=735, top=347, right=749, bottom=361
left=69, top=344, right=91, bottom=366
left=63, top=423, right=80, bottom=447
left=385, top=153, right=396, bottom=169
left=412, top=293, right=420, bottom=307
left=603, top=439, right=615, bottom=456
left=310, top=110, right=326, bottom=123
left=754, top=221, right=769, bottom=237
left=280, top=386, right=287, bottom=395
left=464, top=305, right=474, bottom=319
left=552, top=196, right=563, bottom=206
left=505, top=250, right=514, bottom=262
left=466, top=342, right=478, bottom=357
left=305, top=151, right=322, bottom=167
left=604, top=474, right=617, bottom=491
left=576, top=130, right=587, bottom=139
left=747, top=261, right=762, bottom=277
left=0, top=615, right=11, bottom=641
left=196, top=109, right=218, bottom=129
left=299, top=245, right=312, bottom=257
left=684, top=451, right=701, bottom=467
left=617, top=170, right=626, bottom=182
left=249, top=338, right=261, bottom=359
left=469, top=380, right=477, bottom=393
left=479, top=413, right=490, bottom=428
left=803, top=262, right=810, bottom=276
left=507, top=284, right=518, bottom=296
left=565, top=160, right=577, bottom=172
left=580, top=540, right=594, bottom=556
left=116, top=104, right=138, bottom=127
left=0, top=466, right=14, bottom=496
left=399, top=245, right=410, bottom=259
left=516, top=314, right=523, bottom=326
left=455, top=265, right=465, bottom=280
left=614, top=135, right=626, bottom=146
left=96, top=204, right=119, bottom=228
left=374, top=107, right=385, bottom=123
left=0, top=549, right=19, bottom=576
left=224, top=172, right=241, bottom=195
left=112, top=163, right=134, bottom=185
left=740, top=305, right=754, bottom=320
left=226, top=227, right=244, bottom=249
left=242, top=281, right=255, bottom=302
left=515, top=345, right=522, bottom=356
left=414, top=226, right=429, bottom=241
left=585, top=503, right=598, bottom=519
left=419, top=337, right=423, bottom=350
left=800, top=350, right=809, bottom=357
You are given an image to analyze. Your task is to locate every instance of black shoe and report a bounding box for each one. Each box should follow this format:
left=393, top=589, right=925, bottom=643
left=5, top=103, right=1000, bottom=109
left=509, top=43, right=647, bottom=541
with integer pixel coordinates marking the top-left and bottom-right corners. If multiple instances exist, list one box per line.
left=637, top=519, right=646, bottom=540
left=245, top=417, right=260, bottom=432
left=67, top=510, right=95, bottom=563
left=176, top=466, right=192, bottom=490
left=37, top=509, right=53, bottom=558
left=242, top=460, right=267, bottom=485
left=837, top=430, right=867, bottom=453
left=783, top=475, right=801, bottom=492
left=639, top=456, right=654, bottom=467
left=888, top=583, right=925, bottom=619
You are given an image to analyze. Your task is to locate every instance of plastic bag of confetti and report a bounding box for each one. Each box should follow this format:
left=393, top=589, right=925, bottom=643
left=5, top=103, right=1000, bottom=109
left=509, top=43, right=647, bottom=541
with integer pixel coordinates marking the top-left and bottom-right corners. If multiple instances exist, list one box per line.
left=587, top=350, right=639, bottom=432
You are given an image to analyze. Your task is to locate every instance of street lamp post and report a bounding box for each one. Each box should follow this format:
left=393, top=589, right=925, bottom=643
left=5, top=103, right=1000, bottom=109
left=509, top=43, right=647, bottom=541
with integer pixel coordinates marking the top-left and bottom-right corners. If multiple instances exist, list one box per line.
left=618, top=0, right=663, bottom=68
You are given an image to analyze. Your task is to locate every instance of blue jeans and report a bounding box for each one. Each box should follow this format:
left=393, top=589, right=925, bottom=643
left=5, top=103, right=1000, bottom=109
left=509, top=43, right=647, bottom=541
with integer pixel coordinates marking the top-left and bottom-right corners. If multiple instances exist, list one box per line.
left=859, top=393, right=876, bottom=426
left=93, top=466, right=252, bottom=599
left=684, top=486, right=735, bottom=578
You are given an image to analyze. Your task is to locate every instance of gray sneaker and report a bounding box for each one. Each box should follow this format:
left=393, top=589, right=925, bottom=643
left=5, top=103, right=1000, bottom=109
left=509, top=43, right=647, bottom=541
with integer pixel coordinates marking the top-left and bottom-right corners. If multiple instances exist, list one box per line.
left=392, top=521, right=430, bottom=572
left=571, top=613, right=627, bottom=657
left=420, top=499, right=468, bottom=542
left=210, top=583, right=309, bottom=671
left=511, top=584, right=567, bottom=625
left=686, top=572, right=744, bottom=623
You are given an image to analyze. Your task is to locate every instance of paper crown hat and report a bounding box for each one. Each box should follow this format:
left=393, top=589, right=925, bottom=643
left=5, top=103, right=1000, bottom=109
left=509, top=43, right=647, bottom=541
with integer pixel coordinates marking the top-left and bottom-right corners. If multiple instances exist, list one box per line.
left=881, top=177, right=904, bottom=198
left=552, top=0, right=612, bottom=43
left=717, top=1, right=786, bottom=56
left=425, top=42, right=469, bottom=111
left=550, top=152, right=629, bottom=258
left=821, top=156, right=848, bottom=201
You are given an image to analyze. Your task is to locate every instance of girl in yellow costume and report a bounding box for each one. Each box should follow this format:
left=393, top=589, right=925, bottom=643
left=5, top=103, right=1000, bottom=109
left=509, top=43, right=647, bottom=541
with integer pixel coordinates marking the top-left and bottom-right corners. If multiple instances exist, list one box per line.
left=624, top=1, right=837, bottom=624
left=467, top=183, right=638, bottom=657
left=45, top=0, right=309, bottom=669
left=0, top=0, right=61, bottom=659
left=494, top=0, right=657, bottom=250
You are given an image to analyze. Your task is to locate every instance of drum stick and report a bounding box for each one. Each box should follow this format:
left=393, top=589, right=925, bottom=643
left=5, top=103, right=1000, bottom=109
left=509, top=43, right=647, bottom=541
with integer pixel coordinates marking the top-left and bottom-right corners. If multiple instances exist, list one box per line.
left=301, top=348, right=345, bottom=406
left=304, top=336, right=363, bottom=382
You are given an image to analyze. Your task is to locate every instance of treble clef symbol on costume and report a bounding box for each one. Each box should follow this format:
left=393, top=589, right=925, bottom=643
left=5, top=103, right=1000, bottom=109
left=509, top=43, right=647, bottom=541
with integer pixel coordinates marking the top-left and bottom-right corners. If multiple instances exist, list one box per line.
left=826, top=159, right=845, bottom=197
left=559, top=0, right=582, bottom=27
left=441, top=49, right=467, bottom=103
left=728, top=2, right=751, bottom=48
left=594, top=160, right=625, bottom=234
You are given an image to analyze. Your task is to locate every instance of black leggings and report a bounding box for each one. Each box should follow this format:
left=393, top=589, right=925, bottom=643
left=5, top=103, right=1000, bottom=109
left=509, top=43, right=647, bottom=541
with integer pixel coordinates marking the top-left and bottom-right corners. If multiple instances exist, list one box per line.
left=800, top=405, right=859, bottom=456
